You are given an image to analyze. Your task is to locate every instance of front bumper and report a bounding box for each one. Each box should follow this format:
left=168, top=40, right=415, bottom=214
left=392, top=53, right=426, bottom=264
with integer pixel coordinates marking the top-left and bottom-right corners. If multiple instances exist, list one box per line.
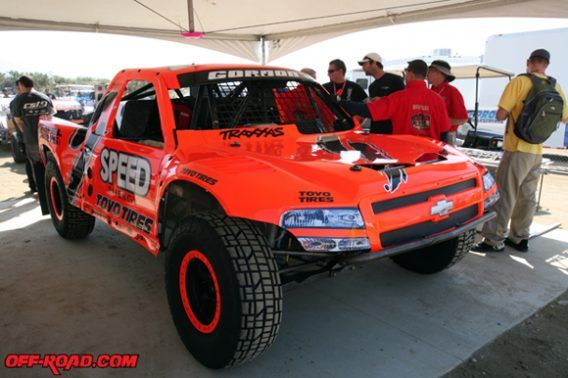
left=344, top=211, right=496, bottom=265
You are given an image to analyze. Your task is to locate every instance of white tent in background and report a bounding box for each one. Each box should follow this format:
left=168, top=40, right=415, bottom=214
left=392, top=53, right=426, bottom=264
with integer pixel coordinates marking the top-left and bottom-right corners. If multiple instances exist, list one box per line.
left=1, top=0, right=568, bottom=62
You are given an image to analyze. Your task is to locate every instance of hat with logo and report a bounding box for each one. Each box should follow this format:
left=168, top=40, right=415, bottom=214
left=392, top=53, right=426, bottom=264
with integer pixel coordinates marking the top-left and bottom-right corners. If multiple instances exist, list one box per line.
left=358, top=52, right=383, bottom=66
left=406, top=59, right=429, bottom=77
left=429, top=60, right=455, bottom=82
left=529, top=48, right=550, bottom=63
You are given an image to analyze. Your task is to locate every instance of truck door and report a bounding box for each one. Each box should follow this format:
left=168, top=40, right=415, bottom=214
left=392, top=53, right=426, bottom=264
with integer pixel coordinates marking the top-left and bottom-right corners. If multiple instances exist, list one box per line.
left=88, top=79, right=169, bottom=252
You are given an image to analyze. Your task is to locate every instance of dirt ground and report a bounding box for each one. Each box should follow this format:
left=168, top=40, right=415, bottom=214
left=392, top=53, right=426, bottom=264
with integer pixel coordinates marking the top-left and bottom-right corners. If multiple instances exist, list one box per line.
left=1, top=143, right=567, bottom=377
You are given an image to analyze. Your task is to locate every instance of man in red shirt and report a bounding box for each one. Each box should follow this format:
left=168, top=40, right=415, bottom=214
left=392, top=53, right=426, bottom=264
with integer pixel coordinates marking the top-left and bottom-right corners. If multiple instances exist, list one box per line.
left=427, top=60, right=469, bottom=145
left=341, top=60, right=451, bottom=141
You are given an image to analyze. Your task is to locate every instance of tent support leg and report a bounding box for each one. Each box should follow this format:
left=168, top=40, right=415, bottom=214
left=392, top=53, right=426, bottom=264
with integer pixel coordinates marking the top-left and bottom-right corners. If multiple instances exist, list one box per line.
left=187, top=0, right=195, bottom=32
left=260, top=36, right=267, bottom=65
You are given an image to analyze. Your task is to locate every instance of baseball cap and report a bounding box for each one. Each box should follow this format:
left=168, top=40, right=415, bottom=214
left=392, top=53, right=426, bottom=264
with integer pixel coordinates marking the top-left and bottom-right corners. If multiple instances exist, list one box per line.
left=429, top=60, right=455, bottom=82
left=529, top=48, right=550, bottom=63
left=406, top=59, right=428, bottom=77
left=358, top=52, right=382, bottom=66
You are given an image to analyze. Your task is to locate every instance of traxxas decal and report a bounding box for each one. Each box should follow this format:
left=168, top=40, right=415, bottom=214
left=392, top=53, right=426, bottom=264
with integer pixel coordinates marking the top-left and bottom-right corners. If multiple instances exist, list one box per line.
left=100, top=148, right=151, bottom=197
left=383, top=168, right=408, bottom=193
left=182, top=168, right=218, bottom=186
left=299, top=191, right=334, bottom=203
left=219, top=127, right=285, bottom=140
left=95, top=194, right=154, bottom=234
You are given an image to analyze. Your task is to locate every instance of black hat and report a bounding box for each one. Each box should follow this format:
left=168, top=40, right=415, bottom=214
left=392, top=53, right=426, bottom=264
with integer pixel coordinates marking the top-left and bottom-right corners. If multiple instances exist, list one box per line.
left=406, top=59, right=428, bottom=77
left=429, top=60, right=456, bottom=82
left=529, top=49, right=550, bottom=63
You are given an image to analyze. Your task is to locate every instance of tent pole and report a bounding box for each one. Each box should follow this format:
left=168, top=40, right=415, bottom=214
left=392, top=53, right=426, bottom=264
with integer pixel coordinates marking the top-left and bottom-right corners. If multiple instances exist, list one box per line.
left=260, top=36, right=267, bottom=65
left=187, top=0, right=195, bottom=32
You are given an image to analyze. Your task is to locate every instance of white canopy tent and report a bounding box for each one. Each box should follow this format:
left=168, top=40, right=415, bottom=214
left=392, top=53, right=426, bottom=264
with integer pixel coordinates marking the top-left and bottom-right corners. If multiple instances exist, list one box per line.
left=1, top=0, right=567, bottom=63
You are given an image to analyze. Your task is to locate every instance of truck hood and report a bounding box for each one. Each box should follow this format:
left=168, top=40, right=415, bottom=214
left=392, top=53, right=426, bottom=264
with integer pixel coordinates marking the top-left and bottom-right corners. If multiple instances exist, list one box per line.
left=174, top=125, right=480, bottom=218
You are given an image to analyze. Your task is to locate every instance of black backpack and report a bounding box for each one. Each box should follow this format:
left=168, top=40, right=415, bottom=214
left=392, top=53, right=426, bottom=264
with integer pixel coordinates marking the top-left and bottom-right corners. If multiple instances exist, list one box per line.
left=514, top=73, right=564, bottom=144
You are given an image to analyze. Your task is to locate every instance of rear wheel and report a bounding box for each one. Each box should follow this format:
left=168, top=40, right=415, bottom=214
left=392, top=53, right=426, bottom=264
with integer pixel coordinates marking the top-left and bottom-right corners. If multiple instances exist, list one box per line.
left=165, top=214, right=282, bottom=369
left=45, top=160, right=95, bottom=239
left=390, top=229, right=475, bottom=274
left=10, top=134, right=26, bottom=163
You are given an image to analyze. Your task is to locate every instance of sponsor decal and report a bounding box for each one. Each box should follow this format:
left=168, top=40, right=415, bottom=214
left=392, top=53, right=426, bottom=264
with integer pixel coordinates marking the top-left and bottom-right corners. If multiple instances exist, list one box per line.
left=67, top=133, right=102, bottom=203
left=100, top=148, right=151, bottom=197
left=4, top=353, right=139, bottom=376
left=207, top=69, right=302, bottom=80
left=95, top=194, right=154, bottom=234
left=382, top=168, right=408, bottom=193
left=182, top=168, right=218, bottom=185
left=219, top=127, right=285, bottom=140
left=299, top=191, right=334, bottom=203
left=430, top=198, right=454, bottom=217
left=40, top=127, right=61, bottom=145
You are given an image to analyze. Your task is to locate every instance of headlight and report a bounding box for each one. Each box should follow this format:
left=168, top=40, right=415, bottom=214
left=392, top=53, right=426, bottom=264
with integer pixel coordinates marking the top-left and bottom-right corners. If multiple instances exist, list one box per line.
left=297, top=237, right=370, bottom=252
left=482, top=172, right=495, bottom=192
left=280, top=208, right=365, bottom=229
left=484, top=189, right=500, bottom=209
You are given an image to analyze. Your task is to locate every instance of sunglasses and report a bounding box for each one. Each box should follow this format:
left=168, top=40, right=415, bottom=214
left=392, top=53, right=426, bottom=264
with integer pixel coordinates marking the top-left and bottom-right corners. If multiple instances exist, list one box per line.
left=327, top=69, right=337, bottom=74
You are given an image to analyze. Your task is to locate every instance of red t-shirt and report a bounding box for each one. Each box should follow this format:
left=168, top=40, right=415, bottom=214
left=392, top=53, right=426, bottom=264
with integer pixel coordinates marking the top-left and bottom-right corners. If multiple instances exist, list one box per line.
left=431, top=82, right=469, bottom=132
left=367, top=81, right=451, bottom=140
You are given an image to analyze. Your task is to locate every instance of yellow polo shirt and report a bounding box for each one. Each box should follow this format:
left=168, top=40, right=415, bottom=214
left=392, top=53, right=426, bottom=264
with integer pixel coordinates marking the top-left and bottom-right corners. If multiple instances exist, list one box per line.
left=499, top=73, right=568, bottom=154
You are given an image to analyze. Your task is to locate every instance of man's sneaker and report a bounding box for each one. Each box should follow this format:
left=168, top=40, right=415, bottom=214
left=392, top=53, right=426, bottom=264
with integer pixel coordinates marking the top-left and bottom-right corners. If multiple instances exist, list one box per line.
left=505, top=238, right=529, bottom=252
left=471, top=242, right=504, bottom=253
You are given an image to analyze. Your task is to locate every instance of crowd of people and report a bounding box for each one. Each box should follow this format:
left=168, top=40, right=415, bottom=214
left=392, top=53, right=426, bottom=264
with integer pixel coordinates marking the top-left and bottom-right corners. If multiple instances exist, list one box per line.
left=7, top=48, right=568, bottom=253
left=306, top=48, right=568, bottom=252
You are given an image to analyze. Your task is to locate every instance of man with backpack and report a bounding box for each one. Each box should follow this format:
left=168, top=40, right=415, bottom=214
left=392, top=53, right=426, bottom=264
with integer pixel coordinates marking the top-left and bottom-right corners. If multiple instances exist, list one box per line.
left=473, top=49, right=568, bottom=253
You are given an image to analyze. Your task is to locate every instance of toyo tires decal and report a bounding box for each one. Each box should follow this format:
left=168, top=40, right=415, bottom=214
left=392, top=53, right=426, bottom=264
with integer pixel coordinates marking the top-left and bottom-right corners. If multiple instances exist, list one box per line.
left=179, top=250, right=221, bottom=334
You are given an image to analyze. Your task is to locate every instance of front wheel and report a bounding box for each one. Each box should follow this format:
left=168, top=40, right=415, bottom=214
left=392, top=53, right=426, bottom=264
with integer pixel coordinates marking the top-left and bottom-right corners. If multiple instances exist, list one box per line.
left=45, top=160, right=95, bottom=239
left=390, top=229, right=475, bottom=274
left=165, top=214, right=282, bottom=369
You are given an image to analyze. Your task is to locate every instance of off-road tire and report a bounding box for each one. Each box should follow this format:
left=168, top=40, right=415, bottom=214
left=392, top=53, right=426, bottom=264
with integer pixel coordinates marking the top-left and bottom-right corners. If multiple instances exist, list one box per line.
left=390, top=229, right=475, bottom=274
left=10, top=135, right=26, bottom=163
left=45, top=160, right=95, bottom=239
left=165, top=214, right=282, bottom=369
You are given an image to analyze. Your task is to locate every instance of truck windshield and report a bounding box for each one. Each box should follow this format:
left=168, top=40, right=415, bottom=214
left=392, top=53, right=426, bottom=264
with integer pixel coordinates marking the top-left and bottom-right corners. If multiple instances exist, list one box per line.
left=172, top=78, right=354, bottom=134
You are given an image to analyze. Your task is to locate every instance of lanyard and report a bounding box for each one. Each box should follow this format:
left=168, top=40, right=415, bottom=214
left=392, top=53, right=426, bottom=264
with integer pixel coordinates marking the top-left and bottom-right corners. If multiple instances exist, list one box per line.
left=333, top=81, right=347, bottom=97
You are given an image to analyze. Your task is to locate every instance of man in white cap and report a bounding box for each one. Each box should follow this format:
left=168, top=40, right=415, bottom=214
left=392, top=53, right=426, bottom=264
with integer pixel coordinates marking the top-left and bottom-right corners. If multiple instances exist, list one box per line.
left=427, top=60, right=469, bottom=145
left=358, top=52, right=404, bottom=134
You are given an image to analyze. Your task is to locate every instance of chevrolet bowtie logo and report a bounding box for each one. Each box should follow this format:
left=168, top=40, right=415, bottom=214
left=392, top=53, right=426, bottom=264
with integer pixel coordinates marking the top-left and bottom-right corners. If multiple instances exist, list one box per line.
left=431, top=199, right=454, bottom=216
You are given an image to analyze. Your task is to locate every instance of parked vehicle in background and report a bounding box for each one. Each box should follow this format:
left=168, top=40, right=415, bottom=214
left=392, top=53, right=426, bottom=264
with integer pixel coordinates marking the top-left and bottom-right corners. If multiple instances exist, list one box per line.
left=39, top=64, right=498, bottom=369
left=53, top=98, right=83, bottom=123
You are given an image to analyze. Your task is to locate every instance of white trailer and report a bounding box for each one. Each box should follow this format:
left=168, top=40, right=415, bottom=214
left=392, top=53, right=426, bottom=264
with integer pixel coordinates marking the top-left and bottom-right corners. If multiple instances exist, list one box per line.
left=483, top=28, right=568, bottom=147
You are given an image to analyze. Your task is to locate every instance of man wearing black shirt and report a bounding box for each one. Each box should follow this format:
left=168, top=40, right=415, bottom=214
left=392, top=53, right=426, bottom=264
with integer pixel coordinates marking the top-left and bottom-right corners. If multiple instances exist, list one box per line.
left=323, top=59, right=367, bottom=103
left=11, top=76, right=54, bottom=211
left=359, top=52, right=405, bottom=134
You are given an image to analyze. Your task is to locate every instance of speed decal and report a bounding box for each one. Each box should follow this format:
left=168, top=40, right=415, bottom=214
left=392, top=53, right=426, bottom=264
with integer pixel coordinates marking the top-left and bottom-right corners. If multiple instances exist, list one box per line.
left=100, top=148, right=151, bottom=197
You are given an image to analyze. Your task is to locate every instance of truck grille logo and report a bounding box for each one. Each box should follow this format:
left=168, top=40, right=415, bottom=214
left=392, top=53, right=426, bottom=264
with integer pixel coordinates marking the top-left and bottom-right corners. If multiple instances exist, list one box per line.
left=430, top=199, right=453, bottom=216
